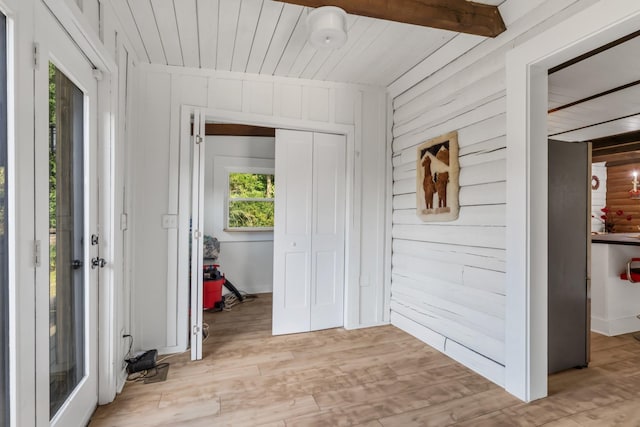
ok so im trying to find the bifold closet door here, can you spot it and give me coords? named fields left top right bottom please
left=310, top=133, right=346, bottom=331
left=273, top=130, right=313, bottom=335
left=272, top=130, right=346, bottom=335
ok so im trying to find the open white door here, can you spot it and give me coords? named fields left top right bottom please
left=34, top=3, right=100, bottom=425
left=272, top=130, right=346, bottom=335
left=190, top=110, right=205, bottom=360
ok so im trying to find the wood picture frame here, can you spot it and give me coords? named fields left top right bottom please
left=416, top=131, right=460, bottom=222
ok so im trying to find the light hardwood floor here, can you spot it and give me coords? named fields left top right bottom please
left=90, top=294, right=640, bottom=426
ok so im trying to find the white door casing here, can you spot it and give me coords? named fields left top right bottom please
left=190, top=110, right=205, bottom=361
left=505, top=0, right=640, bottom=402
left=272, top=129, right=346, bottom=335
left=34, top=2, right=99, bottom=426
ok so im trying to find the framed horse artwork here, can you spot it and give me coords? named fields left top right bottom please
left=416, top=131, right=460, bottom=222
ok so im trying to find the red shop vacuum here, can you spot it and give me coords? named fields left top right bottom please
left=203, top=264, right=244, bottom=310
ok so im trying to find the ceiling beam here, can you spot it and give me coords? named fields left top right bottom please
left=590, top=130, right=640, bottom=163
left=603, top=156, right=640, bottom=168
left=205, top=123, right=276, bottom=137
left=191, top=123, right=276, bottom=137
left=592, top=142, right=640, bottom=158
left=277, top=0, right=506, bottom=37
left=590, top=129, right=640, bottom=150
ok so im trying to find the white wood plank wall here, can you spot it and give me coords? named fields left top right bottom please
left=591, top=162, right=606, bottom=232
left=388, top=0, right=598, bottom=386
left=131, top=65, right=389, bottom=354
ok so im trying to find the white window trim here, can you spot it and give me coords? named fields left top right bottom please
left=212, top=156, right=274, bottom=242
left=225, top=169, right=275, bottom=232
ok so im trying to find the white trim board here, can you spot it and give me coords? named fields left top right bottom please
left=505, top=0, right=640, bottom=402
left=177, top=104, right=362, bottom=351
left=391, top=311, right=505, bottom=387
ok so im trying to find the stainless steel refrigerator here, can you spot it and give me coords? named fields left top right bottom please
left=548, top=139, right=591, bottom=374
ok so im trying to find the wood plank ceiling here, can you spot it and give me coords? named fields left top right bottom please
left=108, top=0, right=505, bottom=87
left=548, top=32, right=640, bottom=150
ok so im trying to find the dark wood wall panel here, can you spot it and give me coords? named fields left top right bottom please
left=606, top=163, right=640, bottom=232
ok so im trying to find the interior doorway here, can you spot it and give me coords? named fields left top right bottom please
left=545, top=28, right=640, bottom=378
left=201, top=123, right=277, bottom=350
left=187, top=114, right=352, bottom=361
left=505, top=2, right=640, bottom=401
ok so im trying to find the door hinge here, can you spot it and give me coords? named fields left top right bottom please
left=195, top=134, right=203, bottom=144
left=33, top=43, right=40, bottom=70
left=193, top=230, right=202, bottom=240
left=34, top=240, right=41, bottom=267
left=92, top=68, right=103, bottom=81
left=192, top=325, right=200, bottom=335
left=91, top=234, right=99, bottom=246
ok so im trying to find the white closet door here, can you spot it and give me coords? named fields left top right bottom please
left=272, top=130, right=313, bottom=335
left=310, top=133, right=346, bottom=330
left=272, top=130, right=346, bottom=335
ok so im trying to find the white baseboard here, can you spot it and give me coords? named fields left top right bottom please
left=391, top=311, right=505, bottom=387
left=590, top=316, right=609, bottom=336
left=222, top=284, right=272, bottom=295
left=591, top=315, right=640, bottom=336
left=116, top=367, right=127, bottom=394
left=343, top=320, right=390, bottom=330
left=158, top=345, right=188, bottom=356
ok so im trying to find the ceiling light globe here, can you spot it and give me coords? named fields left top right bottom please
left=307, top=6, right=348, bottom=49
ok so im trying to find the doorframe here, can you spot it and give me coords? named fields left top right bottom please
left=505, top=0, right=640, bottom=402
left=40, top=0, right=119, bottom=405
left=0, top=2, right=16, bottom=426
left=178, top=106, right=357, bottom=358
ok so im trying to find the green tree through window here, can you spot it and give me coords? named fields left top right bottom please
left=227, top=172, right=275, bottom=229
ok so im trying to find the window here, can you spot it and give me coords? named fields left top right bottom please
left=226, top=172, right=275, bottom=230
left=0, top=10, right=8, bottom=427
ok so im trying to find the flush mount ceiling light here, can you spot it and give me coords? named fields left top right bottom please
left=306, top=6, right=347, bottom=49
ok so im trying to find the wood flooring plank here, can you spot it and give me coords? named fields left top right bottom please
left=354, top=421, right=384, bottom=427
left=542, top=418, right=590, bottom=427
left=498, top=399, right=575, bottom=426
left=560, top=397, right=640, bottom=426
left=195, top=395, right=319, bottom=427
left=285, top=403, right=389, bottom=427
left=378, top=388, right=520, bottom=427
left=90, top=294, right=640, bottom=427
left=452, top=410, right=526, bottom=427
left=90, top=396, right=222, bottom=427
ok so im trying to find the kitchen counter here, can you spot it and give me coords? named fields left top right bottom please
left=592, top=232, right=640, bottom=246
left=591, top=238, right=640, bottom=336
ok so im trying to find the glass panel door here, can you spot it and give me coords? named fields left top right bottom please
left=35, top=3, right=99, bottom=425
left=48, top=63, right=86, bottom=418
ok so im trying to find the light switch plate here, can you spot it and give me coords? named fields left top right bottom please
left=161, top=214, right=178, bottom=229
